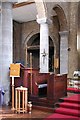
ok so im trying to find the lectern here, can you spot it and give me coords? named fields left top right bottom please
left=10, top=63, right=20, bottom=110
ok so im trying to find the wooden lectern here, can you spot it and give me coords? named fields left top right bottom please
left=10, top=63, right=20, bottom=111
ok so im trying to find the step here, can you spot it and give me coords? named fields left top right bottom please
left=54, top=107, right=80, bottom=117
left=67, top=88, right=80, bottom=93
left=61, top=94, right=80, bottom=104
left=47, top=113, right=79, bottom=119
left=59, top=102, right=80, bottom=110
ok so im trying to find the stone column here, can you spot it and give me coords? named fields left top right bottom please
left=0, top=1, right=17, bottom=105
left=37, top=18, right=49, bottom=73
left=59, top=31, right=69, bottom=74
left=68, top=3, right=78, bottom=77
left=0, top=2, right=2, bottom=88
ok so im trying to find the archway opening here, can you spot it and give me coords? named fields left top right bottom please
left=27, top=33, right=54, bottom=72
left=52, top=5, right=68, bottom=74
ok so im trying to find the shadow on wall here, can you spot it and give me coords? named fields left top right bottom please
left=15, top=61, right=25, bottom=65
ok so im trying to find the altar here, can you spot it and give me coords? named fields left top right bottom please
left=67, top=77, right=80, bottom=89
left=67, top=71, right=80, bottom=89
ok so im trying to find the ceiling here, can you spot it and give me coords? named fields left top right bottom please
left=12, top=2, right=37, bottom=23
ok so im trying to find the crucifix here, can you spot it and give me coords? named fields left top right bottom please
left=41, top=49, right=48, bottom=64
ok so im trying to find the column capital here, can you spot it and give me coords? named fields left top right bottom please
left=59, top=31, right=69, bottom=36
left=37, top=17, right=52, bottom=24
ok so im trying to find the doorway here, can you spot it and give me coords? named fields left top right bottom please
left=27, top=33, right=54, bottom=72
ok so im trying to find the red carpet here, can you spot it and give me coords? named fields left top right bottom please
left=67, top=87, right=80, bottom=93
left=54, top=107, right=80, bottom=117
left=59, top=102, right=80, bottom=110
left=45, top=113, right=79, bottom=119
left=61, top=93, right=80, bottom=104
left=44, top=94, right=80, bottom=120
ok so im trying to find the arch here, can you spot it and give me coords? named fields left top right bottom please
left=23, top=32, right=56, bottom=72
left=34, top=0, right=48, bottom=18
left=53, top=4, right=67, bottom=31
left=50, top=4, right=68, bottom=74
left=23, top=30, right=39, bottom=47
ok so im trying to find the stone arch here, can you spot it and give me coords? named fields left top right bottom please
left=52, top=4, right=68, bottom=74
left=23, top=30, right=39, bottom=66
left=23, top=30, right=39, bottom=47
left=24, top=32, right=56, bottom=72
left=34, top=0, right=48, bottom=19
left=53, top=4, right=68, bottom=31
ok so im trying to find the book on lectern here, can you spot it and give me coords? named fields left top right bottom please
left=10, top=63, right=20, bottom=77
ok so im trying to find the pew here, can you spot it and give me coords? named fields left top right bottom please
left=47, top=74, right=67, bottom=102
left=25, top=72, right=67, bottom=106
left=12, top=67, right=67, bottom=107
left=31, top=73, right=50, bottom=96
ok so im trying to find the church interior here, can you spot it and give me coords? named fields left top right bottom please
left=0, top=0, right=80, bottom=119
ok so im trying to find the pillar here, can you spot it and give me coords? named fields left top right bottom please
left=77, top=2, right=80, bottom=69
left=37, top=18, right=49, bottom=73
left=0, top=1, right=17, bottom=105
left=68, top=3, right=78, bottom=77
left=59, top=31, right=69, bottom=74
left=0, top=2, right=2, bottom=89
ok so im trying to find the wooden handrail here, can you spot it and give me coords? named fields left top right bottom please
left=13, top=1, right=35, bottom=9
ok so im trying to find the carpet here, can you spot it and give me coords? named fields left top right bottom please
left=44, top=94, right=80, bottom=120
left=45, top=113, right=79, bottom=120
left=67, top=87, right=80, bottom=93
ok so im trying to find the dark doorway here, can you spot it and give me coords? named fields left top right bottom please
left=27, top=33, right=54, bottom=72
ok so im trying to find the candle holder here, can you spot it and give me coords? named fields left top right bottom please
left=28, top=101, right=32, bottom=114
